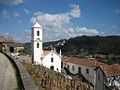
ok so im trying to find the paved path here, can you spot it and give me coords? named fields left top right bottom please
left=0, top=53, right=17, bottom=90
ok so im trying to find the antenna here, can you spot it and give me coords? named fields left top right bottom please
left=117, top=24, right=120, bottom=35
left=112, top=24, right=120, bottom=36
left=112, top=12, right=120, bottom=36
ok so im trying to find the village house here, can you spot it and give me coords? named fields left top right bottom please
left=62, top=56, right=106, bottom=87
left=0, top=35, right=24, bottom=53
left=31, top=22, right=61, bottom=72
left=62, top=56, right=120, bottom=90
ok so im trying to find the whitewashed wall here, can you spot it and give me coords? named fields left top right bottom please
left=95, top=68, right=105, bottom=90
left=63, top=62, right=96, bottom=85
left=42, top=51, right=61, bottom=72
left=32, top=24, right=42, bottom=64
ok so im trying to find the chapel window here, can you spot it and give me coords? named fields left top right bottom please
left=37, top=31, right=39, bottom=36
left=37, top=43, right=39, bottom=48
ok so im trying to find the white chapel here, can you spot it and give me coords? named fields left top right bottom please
left=31, top=22, right=61, bottom=72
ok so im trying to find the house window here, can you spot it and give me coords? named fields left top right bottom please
left=72, top=65, right=75, bottom=71
left=37, top=31, right=39, bottom=36
left=78, top=67, right=81, bottom=74
left=86, top=68, right=89, bottom=74
left=37, top=43, right=39, bottom=48
left=51, top=57, right=53, bottom=62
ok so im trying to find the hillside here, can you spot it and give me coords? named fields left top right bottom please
left=24, top=35, right=120, bottom=64
left=41, top=36, right=120, bottom=55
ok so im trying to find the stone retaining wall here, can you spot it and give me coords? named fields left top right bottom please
left=2, top=52, right=38, bottom=90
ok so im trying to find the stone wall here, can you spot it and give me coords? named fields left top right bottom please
left=22, top=62, right=94, bottom=90
left=2, top=51, right=38, bottom=90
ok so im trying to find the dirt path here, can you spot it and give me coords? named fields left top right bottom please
left=0, top=53, right=18, bottom=90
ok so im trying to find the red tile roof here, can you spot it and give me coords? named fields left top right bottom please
left=42, top=50, right=51, bottom=56
left=62, top=56, right=106, bottom=67
left=0, top=40, right=15, bottom=43
left=62, top=56, right=120, bottom=77
left=0, top=35, right=15, bottom=43
left=103, top=64, right=120, bottom=77
left=5, top=43, right=23, bottom=47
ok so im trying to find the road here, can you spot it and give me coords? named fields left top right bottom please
left=0, top=53, right=17, bottom=90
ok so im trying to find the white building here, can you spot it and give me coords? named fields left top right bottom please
left=31, top=22, right=43, bottom=64
left=62, top=56, right=108, bottom=90
left=31, top=22, right=61, bottom=72
left=42, top=50, right=61, bottom=72
left=62, top=56, right=120, bottom=90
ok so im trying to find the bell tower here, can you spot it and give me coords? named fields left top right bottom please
left=31, top=22, right=42, bottom=64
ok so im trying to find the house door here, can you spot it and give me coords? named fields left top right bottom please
left=78, top=67, right=81, bottom=74
left=10, top=47, right=14, bottom=53
left=50, top=66, right=54, bottom=70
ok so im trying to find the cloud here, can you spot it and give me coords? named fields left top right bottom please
left=0, top=9, right=9, bottom=18
left=113, top=9, right=120, bottom=15
left=0, top=9, right=21, bottom=18
left=69, top=4, right=81, bottom=18
left=31, top=4, right=80, bottom=24
left=25, top=29, right=31, bottom=34
left=24, top=9, right=30, bottom=14
left=31, top=4, right=100, bottom=41
left=0, top=32, right=9, bottom=36
left=24, top=29, right=31, bottom=40
left=0, top=0, right=26, bottom=5
left=75, top=27, right=99, bottom=36
left=13, top=12, right=20, bottom=16
left=17, top=20, right=22, bottom=24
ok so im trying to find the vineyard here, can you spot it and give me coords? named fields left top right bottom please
left=21, top=61, right=94, bottom=90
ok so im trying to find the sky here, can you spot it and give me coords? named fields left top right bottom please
left=0, top=0, right=120, bottom=43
